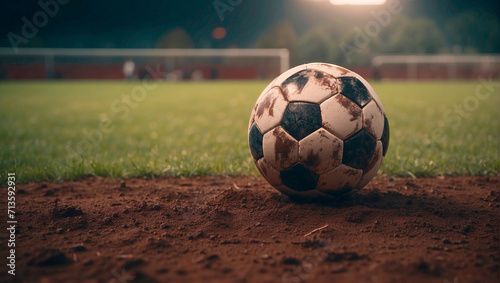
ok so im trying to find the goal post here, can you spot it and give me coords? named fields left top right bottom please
left=372, top=54, right=500, bottom=80
left=0, top=48, right=290, bottom=80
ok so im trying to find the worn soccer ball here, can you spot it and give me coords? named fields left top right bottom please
left=248, top=63, right=389, bottom=199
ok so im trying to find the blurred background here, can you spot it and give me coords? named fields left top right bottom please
left=0, top=0, right=499, bottom=80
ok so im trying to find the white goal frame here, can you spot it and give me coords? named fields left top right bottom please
left=0, top=48, right=290, bottom=79
left=372, top=54, right=500, bottom=80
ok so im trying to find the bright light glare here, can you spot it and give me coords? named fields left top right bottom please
left=329, top=0, right=386, bottom=5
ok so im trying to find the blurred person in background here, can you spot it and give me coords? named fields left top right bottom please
left=123, top=58, right=135, bottom=81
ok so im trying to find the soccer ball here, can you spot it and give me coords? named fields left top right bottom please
left=248, top=63, right=389, bottom=199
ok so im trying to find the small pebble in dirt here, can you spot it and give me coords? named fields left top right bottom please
left=56, top=228, right=64, bottom=234
left=160, top=223, right=170, bottom=229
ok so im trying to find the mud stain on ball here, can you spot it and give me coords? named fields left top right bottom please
left=303, top=149, right=320, bottom=168
left=336, top=95, right=362, bottom=122
left=256, top=92, right=277, bottom=118
left=281, top=70, right=312, bottom=100
left=320, top=75, right=337, bottom=94
left=273, top=130, right=297, bottom=169
left=331, top=142, right=343, bottom=164
left=364, top=113, right=374, bottom=134
left=345, top=166, right=361, bottom=176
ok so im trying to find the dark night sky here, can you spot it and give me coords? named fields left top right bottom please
left=0, top=0, right=498, bottom=48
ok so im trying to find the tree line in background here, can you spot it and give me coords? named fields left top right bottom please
left=158, top=11, right=499, bottom=66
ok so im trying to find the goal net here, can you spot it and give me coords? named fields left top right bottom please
left=372, top=55, right=500, bottom=80
left=0, top=48, right=289, bottom=81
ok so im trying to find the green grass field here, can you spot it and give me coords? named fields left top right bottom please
left=0, top=80, right=498, bottom=184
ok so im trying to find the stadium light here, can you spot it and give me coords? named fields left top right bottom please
left=329, top=0, right=386, bottom=5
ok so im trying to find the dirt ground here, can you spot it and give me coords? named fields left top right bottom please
left=1, top=175, right=498, bottom=283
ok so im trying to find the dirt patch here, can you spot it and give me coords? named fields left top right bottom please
left=1, top=176, right=498, bottom=283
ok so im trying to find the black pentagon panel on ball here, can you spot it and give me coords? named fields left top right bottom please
left=381, top=116, right=390, bottom=157
left=280, top=70, right=313, bottom=94
left=342, top=129, right=376, bottom=170
left=280, top=163, right=319, bottom=192
left=249, top=123, right=264, bottom=160
left=281, top=102, right=322, bottom=141
left=338, top=77, right=371, bottom=108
